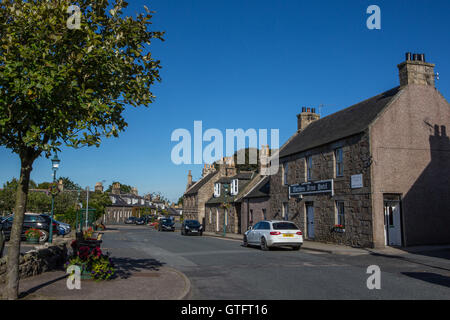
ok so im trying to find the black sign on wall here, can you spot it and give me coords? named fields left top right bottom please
left=289, top=179, right=334, bottom=197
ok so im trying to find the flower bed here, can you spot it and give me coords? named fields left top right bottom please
left=66, top=244, right=115, bottom=281
left=332, top=225, right=345, bottom=233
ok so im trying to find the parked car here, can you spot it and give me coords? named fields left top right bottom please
left=158, top=218, right=175, bottom=232
left=55, top=220, right=71, bottom=235
left=125, top=217, right=137, bottom=224
left=243, top=220, right=303, bottom=251
left=0, top=213, right=59, bottom=242
left=135, top=217, right=146, bottom=225
left=181, top=220, right=203, bottom=236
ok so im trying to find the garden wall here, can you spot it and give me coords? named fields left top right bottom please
left=0, top=241, right=69, bottom=284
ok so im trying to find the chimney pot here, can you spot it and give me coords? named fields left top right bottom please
left=405, top=52, right=412, bottom=61
left=307, top=107, right=311, bottom=112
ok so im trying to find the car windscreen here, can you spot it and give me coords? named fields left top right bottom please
left=162, top=219, right=173, bottom=224
left=185, top=220, right=200, bottom=226
left=272, top=222, right=299, bottom=230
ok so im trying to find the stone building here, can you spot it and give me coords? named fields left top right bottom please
left=102, top=182, right=156, bottom=224
left=205, top=170, right=255, bottom=234
left=183, top=164, right=220, bottom=224
left=269, top=53, right=450, bottom=248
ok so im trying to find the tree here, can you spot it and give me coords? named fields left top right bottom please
left=0, top=0, right=163, bottom=299
left=59, top=177, right=81, bottom=191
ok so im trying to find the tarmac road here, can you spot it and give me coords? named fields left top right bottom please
left=102, top=225, right=450, bottom=299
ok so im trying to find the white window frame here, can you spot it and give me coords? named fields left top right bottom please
left=214, top=183, right=221, bottom=197
left=231, top=179, right=238, bottom=195
left=336, top=201, right=345, bottom=226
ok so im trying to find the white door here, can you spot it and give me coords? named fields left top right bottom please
left=384, top=201, right=402, bottom=246
left=306, top=204, right=315, bottom=239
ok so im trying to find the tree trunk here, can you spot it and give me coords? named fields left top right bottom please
left=4, top=153, right=35, bottom=300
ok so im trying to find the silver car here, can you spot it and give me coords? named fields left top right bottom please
left=243, top=220, right=303, bottom=251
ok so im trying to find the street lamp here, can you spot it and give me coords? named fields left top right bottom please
left=48, top=153, right=60, bottom=243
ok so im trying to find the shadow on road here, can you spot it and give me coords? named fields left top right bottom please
left=111, top=257, right=165, bottom=279
left=18, top=272, right=68, bottom=299
left=402, top=272, right=450, bottom=288
left=367, top=252, right=450, bottom=273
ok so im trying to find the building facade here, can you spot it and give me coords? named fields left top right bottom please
left=269, top=53, right=450, bottom=248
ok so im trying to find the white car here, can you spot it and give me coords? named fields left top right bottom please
left=243, top=220, right=303, bottom=251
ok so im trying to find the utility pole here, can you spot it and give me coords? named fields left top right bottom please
left=85, top=186, right=89, bottom=229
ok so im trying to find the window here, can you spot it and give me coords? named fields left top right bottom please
left=253, top=222, right=261, bottom=230
left=283, top=203, right=289, bottom=221
left=260, top=222, right=270, bottom=230
left=214, top=183, right=221, bottom=197
left=283, top=163, right=289, bottom=185
left=336, top=201, right=345, bottom=226
left=249, top=209, right=253, bottom=224
left=306, top=156, right=313, bottom=181
left=335, top=148, right=344, bottom=177
left=262, top=208, right=267, bottom=220
left=231, top=179, right=238, bottom=195
left=273, top=222, right=299, bottom=230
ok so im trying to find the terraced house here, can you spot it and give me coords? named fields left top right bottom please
left=269, top=53, right=450, bottom=248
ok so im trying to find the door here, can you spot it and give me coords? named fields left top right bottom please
left=384, top=200, right=402, bottom=246
left=248, top=222, right=261, bottom=244
left=306, top=203, right=315, bottom=239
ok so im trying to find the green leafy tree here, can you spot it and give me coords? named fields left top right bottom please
left=59, top=177, right=81, bottom=191
left=0, top=0, right=163, bottom=299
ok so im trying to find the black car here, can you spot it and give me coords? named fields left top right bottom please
left=135, top=217, right=145, bottom=225
left=0, top=213, right=58, bottom=242
left=158, top=218, right=175, bottom=232
left=181, top=220, right=203, bottom=236
left=125, top=217, right=137, bottom=224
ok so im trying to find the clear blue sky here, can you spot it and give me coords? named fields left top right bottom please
left=0, top=0, right=449, bottom=202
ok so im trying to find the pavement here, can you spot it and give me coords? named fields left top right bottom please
left=203, top=231, right=450, bottom=257
left=2, top=226, right=191, bottom=300
left=7, top=225, right=450, bottom=300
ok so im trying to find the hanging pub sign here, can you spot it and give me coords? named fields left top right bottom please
left=289, top=179, right=334, bottom=197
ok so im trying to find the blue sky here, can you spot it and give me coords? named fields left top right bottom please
left=1, top=0, right=449, bottom=202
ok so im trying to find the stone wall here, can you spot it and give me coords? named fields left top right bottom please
left=269, top=132, right=375, bottom=248
left=240, top=197, right=270, bottom=234
left=0, top=242, right=69, bottom=285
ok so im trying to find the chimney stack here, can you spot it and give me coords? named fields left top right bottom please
left=95, top=182, right=103, bottom=192
left=398, top=52, right=435, bottom=87
left=297, top=106, right=320, bottom=132
left=112, top=182, right=121, bottom=195
left=186, top=170, right=193, bottom=190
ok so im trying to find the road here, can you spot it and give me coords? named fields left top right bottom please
left=102, top=225, right=450, bottom=299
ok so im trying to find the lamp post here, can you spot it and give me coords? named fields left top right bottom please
left=48, top=153, right=60, bottom=243
left=223, top=183, right=229, bottom=237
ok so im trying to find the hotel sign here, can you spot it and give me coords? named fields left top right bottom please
left=289, top=179, right=334, bottom=197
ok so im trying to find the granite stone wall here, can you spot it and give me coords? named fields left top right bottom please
left=0, top=242, right=68, bottom=285
left=269, top=132, right=375, bottom=248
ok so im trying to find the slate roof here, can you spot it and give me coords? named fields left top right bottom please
left=279, top=87, right=402, bottom=159
left=184, top=171, right=218, bottom=196
left=242, top=176, right=270, bottom=199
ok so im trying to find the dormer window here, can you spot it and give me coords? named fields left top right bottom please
left=214, top=183, right=221, bottom=197
left=231, top=179, right=238, bottom=195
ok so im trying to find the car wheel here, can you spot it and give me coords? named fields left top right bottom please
left=39, top=230, right=49, bottom=243
left=260, top=237, right=269, bottom=251
left=243, top=236, right=248, bottom=247
left=292, top=245, right=301, bottom=251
